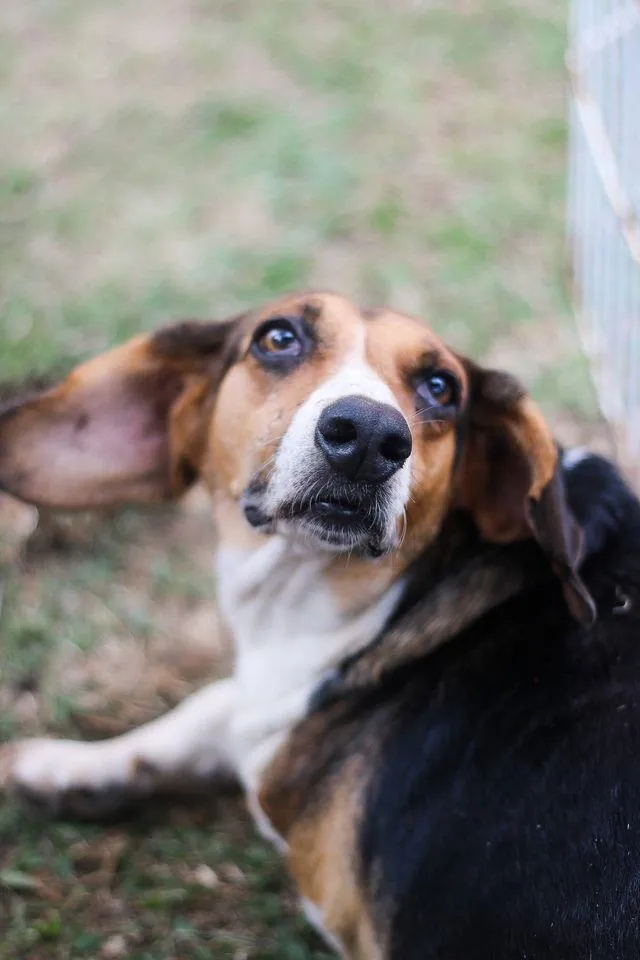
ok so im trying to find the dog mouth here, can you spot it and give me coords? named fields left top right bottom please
left=280, top=489, right=388, bottom=554
left=288, top=495, right=367, bottom=525
left=242, top=478, right=394, bottom=555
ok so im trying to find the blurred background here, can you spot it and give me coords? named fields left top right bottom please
left=0, top=1, right=619, bottom=957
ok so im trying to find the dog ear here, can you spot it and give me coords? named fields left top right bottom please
left=0, top=316, right=243, bottom=509
left=456, top=361, right=596, bottom=626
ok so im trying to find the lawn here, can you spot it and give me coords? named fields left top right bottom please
left=0, top=1, right=610, bottom=957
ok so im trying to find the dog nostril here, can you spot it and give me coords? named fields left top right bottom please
left=379, top=431, right=412, bottom=464
left=316, top=397, right=411, bottom=483
left=320, top=416, right=358, bottom=446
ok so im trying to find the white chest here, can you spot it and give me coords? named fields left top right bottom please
left=215, top=538, right=402, bottom=789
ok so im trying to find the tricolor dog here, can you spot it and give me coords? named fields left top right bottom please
left=1, top=293, right=640, bottom=958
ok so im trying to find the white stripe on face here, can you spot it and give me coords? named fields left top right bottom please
left=262, top=328, right=412, bottom=551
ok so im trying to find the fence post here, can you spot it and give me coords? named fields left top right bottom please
left=567, top=0, right=640, bottom=482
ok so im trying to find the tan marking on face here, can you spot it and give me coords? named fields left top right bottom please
left=206, top=294, right=363, bottom=504
left=362, top=310, right=467, bottom=560
left=202, top=295, right=472, bottom=612
left=0, top=291, right=560, bottom=595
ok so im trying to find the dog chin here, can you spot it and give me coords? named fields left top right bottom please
left=278, top=517, right=374, bottom=554
left=274, top=507, right=400, bottom=558
left=241, top=485, right=400, bottom=557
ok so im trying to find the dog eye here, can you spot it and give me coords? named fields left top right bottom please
left=253, top=320, right=304, bottom=360
left=415, top=371, right=457, bottom=409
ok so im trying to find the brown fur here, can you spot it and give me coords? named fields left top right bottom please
left=0, top=291, right=585, bottom=674
left=454, top=364, right=558, bottom=543
left=0, top=291, right=596, bottom=959
left=325, top=553, right=404, bottom=617
left=289, top=766, right=383, bottom=960
left=259, top=700, right=391, bottom=955
left=0, top=292, right=559, bottom=588
left=206, top=296, right=344, bottom=500
left=0, top=334, right=224, bottom=508
left=318, top=533, right=545, bottom=700
left=363, top=311, right=466, bottom=561
left=0, top=291, right=581, bottom=690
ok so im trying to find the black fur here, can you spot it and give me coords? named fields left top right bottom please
left=359, top=455, right=640, bottom=958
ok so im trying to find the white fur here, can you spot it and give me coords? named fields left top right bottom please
left=7, top=679, right=236, bottom=796
left=3, top=334, right=408, bottom=812
left=4, top=538, right=402, bottom=854
left=563, top=447, right=590, bottom=470
left=217, top=536, right=403, bottom=844
left=0, top=333, right=411, bottom=959
left=302, top=897, right=347, bottom=956
left=264, top=331, right=412, bottom=551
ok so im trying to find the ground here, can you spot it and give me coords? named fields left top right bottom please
left=0, top=1, right=613, bottom=957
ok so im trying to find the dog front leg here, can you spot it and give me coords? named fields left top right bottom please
left=0, top=679, right=237, bottom=818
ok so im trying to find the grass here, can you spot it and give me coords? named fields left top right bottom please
left=0, top=0, right=610, bottom=956
left=0, top=794, right=330, bottom=959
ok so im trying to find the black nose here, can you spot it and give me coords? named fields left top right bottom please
left=315, top=396, right=412, bottom=483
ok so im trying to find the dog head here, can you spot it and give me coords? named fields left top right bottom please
left=0, top=292, right=594, bottom=621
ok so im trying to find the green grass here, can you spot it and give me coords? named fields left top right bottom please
left=0, top=796, right=330, bottom=960
left=0, top=0, right=608, bottom=956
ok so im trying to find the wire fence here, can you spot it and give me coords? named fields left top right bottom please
left=567, top=0, right=640, bottom=480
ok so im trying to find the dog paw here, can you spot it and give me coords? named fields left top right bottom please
left=0, top=738, right=147, bottom=820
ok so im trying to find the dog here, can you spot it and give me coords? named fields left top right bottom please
left=1, top=292, right=639, bottom=958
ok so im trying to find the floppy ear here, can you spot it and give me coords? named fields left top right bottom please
left=456, top=361, right=596, bottom=627
left=0, top=317, right=241, bottom=509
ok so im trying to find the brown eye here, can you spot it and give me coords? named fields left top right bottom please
left=251, top=315, right=314, bottom=370
left=258, top=326, right=300, bottom=354
left=415, top=371, right=457, bottom=409
left=253, top=321, right=303, bottom=359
